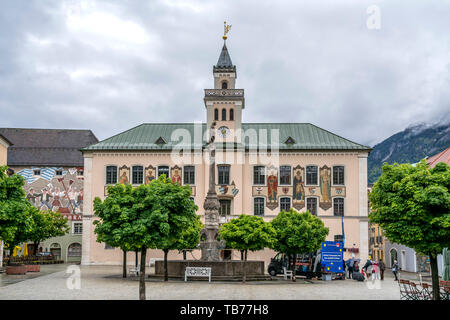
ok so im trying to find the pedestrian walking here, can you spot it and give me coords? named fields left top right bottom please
left=392, top=260, right=399, bottom=281
left=363, top=259, right=372, bottom=279
left=379, top=259, right=385, bottom=280
left=347, top=258, right=353, bottom=279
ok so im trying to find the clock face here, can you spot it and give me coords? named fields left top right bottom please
left=218, top=126, right=230, bottom=138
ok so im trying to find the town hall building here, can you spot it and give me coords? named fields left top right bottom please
left=81, top=38, right=372, bottom=267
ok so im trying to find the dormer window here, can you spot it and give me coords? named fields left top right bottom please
left=221, top=81, right=228, bottom=89
left=155, top=137, right=167, bottom=145
left=285, top=137, right=295, bottom=145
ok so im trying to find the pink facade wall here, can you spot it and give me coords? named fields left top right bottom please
left=82, top=150, right=369, bottom=267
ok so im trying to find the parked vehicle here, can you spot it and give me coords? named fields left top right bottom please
left=38, top=252, right=53, bottom=257
left=268, top=252, right=322, bottom=279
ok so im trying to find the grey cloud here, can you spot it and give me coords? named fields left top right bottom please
left=1, top=0, right=449, bottom=146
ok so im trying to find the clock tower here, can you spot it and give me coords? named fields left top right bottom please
left=204, top=36, right=245, bottom=143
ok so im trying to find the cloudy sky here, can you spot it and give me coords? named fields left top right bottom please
left=1, top=0, right=449, bottom=146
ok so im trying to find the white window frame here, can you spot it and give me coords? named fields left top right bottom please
left=217, top=164, right=230, bottom=185
left=131, top=164, right=144, bottom=185
left=279, top=197, right=292, bottom=212
left=279, top=165, right=292, bottom=186
left=72, top=222, right=83, bottom=235
left=105, top=165, right=118, bottom=185
left=306, top=196, right=319, bottom=216
left=305, top=165, right=319, bottom=186
left=157, top=165, right=170, bottom=179
left=182, top=165, right=196, bottom=186
left=332, top=165, right=346, bottom=186
left=253, top=197, right=265, bottom=216
left=332, top=197, right=345, bottom=217
left=253, top=165, right=266, bottom=186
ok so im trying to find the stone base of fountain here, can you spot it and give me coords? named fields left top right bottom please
left=152, top=260, right=271, bottom=281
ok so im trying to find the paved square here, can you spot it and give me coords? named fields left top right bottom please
left=0, top=264, right=406, bottom=300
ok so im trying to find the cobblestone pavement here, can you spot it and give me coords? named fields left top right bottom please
left=0, top=265, right=406, bottom=300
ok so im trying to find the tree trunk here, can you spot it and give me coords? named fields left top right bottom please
left=139, top=246, right=147, bottom=300
left=183, top=250, right=187, bottom=260
left=135, top=250, right=138, bottom=267
left=122, top=249, right=127, bottom=278
left=242, top=249, right=247, bottom=284
left=429, top=252, right=440, bottom=300
left=241, top=250, right=244, bottom=261
left=292, top=254, right=297, bottom=282
left=164, top=249, right=169, bottom=282
left=33, top=241, right=39, bottom=256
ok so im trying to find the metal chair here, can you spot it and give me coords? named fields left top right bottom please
left=439, top=280, right=450, bottom=300
left=420, top=282, right=433, bottom=300
left=398, top=279, right=415, bottom=300
left=409, top=281, right=425, bottom=300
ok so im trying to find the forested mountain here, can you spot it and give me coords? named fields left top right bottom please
left=368, top=122, right=450, bottom=183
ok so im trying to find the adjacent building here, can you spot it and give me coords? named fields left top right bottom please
left=0, top=128, right=98, bottom=263
left=81, top=40, right=372, bottom=267
left=0, top=134, right=12, bottom=268
left=384, top=146, right=449, bottom=275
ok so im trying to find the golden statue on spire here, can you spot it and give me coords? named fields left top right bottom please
left=223, top=21, right=231, bottom=40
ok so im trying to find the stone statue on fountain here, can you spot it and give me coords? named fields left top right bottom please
left=200, top=121, right=225, bottom=261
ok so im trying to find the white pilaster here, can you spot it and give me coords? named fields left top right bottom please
left=81, top=154, right=93, bottom=265
left=358, top=152, right=369, bottom=261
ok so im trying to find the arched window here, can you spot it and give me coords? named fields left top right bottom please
left=214, top=108, right=219, bottom=120
left=390, top=248, right=398, bottom=267
left=229, top=108, right=234, bottom=121
left=68, top=243, right=82, bottom=257
left=222, top=108, right=226, bottom=121
left=221, top=81, right=228, bottom=89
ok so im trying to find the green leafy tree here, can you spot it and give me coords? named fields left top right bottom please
left=271, top=208, right=329, bottom=281
left=93, top=175, right=198, bottom=299
left=142, top=175, right=198, bottom=282
left=176, top=214, right=203, bottom=260
left=94, top=183, right=140, bottom=278
left=27, top=208, right=70, bottom=255
left=369, top=161, right=450, bottom=300
left=219, top=214, right=276, bottom=283
left=0, top=166, right=34, bottom=265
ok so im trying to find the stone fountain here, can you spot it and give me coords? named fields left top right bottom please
left=153, top=122, right=268, bottom=280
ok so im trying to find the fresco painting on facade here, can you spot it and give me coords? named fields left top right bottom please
left=293, top=165, right=305, bottom=210
left=267, top=165, right=278, bottom=210
left=118, top=165, right=130, bottom=184
left=18, top=167, right=84, bottom=220
left=171, top=165, right=182, bottom=184
left=145, top=165, right=156, bottom=184
left=319, top=165, right=332, bottom=210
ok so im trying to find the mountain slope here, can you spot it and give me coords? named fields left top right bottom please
left=368, top=122, right=450, bottom=183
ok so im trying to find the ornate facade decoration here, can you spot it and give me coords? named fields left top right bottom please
left=170, top=165, right=182, bottom=184
left=118, top=165, right=130, bottom=185
left=319, top=165, right=332, bottom=210
left=292, top=165, right=305, bottom=210
left=266, top=165, right=278, bottom=210
left=145, top=165, right=156, bottom=184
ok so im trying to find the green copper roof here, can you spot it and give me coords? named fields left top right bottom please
left=82, top=123, right=371, bottom=152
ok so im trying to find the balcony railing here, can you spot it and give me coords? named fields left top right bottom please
left=204, top=89, right=244, bottom=98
